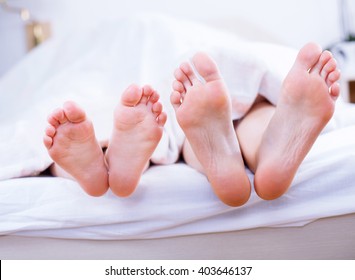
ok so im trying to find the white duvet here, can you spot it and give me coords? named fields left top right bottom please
left=0, top=14, right=355, bottom=240
left=0, top=14, right=301, bottom=179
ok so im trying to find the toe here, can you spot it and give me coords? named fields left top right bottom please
left=152, top=101, right=163, bottom=117
left=44, top=124, right=56, bottom=149
left=157, top=111, right=167, bottom=127
left=43, top=134, right=53, bottom=149
left=141, top=85, right=154, bottom=104
left=63, top=101, right=86, bottom=123
left=310, top=50, right=332, bottom=75
left=180, top=62, right=199, bottom=84
left=48, top=108, right=66, bottom=127
left=172, top=80, right=185, bottom=93
left=295, top=42, right=322, bottom=71
left=191, top=52, right=221, bottom=82
left=321, top=58, right=337, bottom=79
left=327, top=69, right=341, bottom=86
left=121, top=84, right=142, bottom=107
left=174, top=67, right=191, bottom=90
left=45, top=124, right=56, bottom=137
left=149, top=90, right=160, bottom=104
left=330, top=82, right=340, bottom=99
left=171, top=90, right=182, bottom=110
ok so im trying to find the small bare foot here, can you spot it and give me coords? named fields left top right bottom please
left=43, top=101, right=109, bottom=196
left=105, top=84, right=167, bottom=197
left=254, top=42, right=341, bottom=200
left=171, top=53, right=251, bottom=207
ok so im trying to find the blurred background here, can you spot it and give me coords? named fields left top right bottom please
left=0, top=0, right=354, bottom=82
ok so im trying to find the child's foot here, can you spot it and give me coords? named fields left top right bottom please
left=171, top=53, right=251, bottom=207
left=254, top=42, right=340, bottom=200
left=105, top=84, right=167, bottom=197
left=43, top=101, right=109, bottom=196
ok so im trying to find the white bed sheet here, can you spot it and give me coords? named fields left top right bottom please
left=1, top=14, right=355, bottom=240
left=1, top=123, right=355, bottom=240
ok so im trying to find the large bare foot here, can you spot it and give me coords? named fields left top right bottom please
left=171, top=53, right=251, bottom=207
left=254, top=42, right=341, bottom=200
left=43, top=101, right=109, bottom=196
left=105, top=84, right=167, bottom=197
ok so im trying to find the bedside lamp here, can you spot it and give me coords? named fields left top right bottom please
left=0, top=0, right=51, bottom=50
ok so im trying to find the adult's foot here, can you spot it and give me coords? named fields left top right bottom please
left=254, top=42, right=340, bottom=200
left=171, top=53, right=251, bottom=207
left=105, top=84, right=167, bottom=197
left=43, top=101, right=109, bottom=196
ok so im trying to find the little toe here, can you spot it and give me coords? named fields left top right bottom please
left=121, top=84, right=142, bottom=107
left=44, top=124, right=56, bottom=147
left=330, top=82, right=340, bottom=99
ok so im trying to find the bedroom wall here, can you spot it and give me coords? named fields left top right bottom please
left=0, top=0, right=347, bottom=77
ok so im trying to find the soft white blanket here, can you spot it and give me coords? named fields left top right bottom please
left=1, top=124, right=355, bottom=239
left=0, top=14, right=353, bottom=180
left=1, top=15, right=355, bottom=240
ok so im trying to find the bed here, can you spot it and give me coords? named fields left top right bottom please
left=1, top=14, right=355, bottom=260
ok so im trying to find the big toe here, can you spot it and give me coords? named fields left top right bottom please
left=121, top=84, right=143, bottom=107
left=191, top=52, right=221, bottom=82
left=294, top=42, right=322, bottom=70
left=63, top=101, right=87, bottom=123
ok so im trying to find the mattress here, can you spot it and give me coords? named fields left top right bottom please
left=1, top=213, right=355, bottom=260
